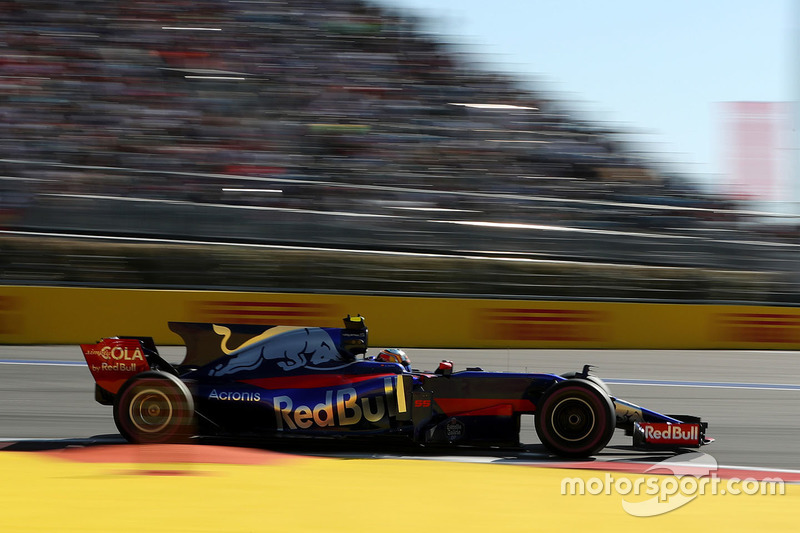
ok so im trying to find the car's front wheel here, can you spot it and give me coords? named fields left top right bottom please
left=113, top=371, right=195, bottom=444
left=534, top=378, right=616, bottom=458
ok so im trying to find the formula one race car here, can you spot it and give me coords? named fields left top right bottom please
left=80, top=316, right=711, bottom=458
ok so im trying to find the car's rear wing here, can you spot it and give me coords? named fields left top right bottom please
left=80, top=336, right=178, bottom=403
left=80, top=337, right=152, bottom=400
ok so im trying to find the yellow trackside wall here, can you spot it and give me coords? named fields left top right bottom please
left=1, top=285, right=800, bottom=349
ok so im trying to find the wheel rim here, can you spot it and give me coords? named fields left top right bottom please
left=128, top=388, right=173, bottom=434
left=549, top=396, right=596, bottom=442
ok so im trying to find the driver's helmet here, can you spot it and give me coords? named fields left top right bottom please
left=375, top=348, right=411, bottom=371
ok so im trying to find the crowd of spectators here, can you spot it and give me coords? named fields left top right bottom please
left=0, top=0, right=739, bottom=234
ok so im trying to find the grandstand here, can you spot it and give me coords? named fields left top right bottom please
left=1, top=0, right=798, bottom=303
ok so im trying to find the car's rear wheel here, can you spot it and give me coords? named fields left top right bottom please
left=534, top=378, right=615, bottom=458
left=113, top=371, right=195, bottom=444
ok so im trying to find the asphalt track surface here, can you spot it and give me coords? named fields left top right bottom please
left=1, top=345, right=799, bottom=469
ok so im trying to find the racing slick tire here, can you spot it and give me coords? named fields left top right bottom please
left=559, top=372, right=612, bottom=396
left=113, top=371, right=196, bottom=444
left=534, top=378, right=616, bottom=458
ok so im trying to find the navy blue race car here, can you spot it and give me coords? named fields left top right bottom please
left=80, top=315, right=711, bottom=458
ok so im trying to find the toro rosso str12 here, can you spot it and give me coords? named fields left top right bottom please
left=80, top=316, right=712, bottom=458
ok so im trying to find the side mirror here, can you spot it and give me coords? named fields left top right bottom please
left=434, top=360, right=453, bottom=376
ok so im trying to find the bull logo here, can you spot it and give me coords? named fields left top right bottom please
left=209, top=327, right=344, bottom=376
left=213, top=324, right=296, bottom=355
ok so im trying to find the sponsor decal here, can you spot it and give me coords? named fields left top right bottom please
left=84, top=341, right=145, bottom=373
left=476, top=307, right=608, bottom=342
left=212, top=324, right=299, bottom=356
left=93, top=362, right=138, bottom=373
left=81, top=338, right=148, bottom=392
left=614, top=398, right=644, bottom=425
left=209, top=389, right=261, bottom=402
left=273, top=377, right=396, bottom=430
left=714, top=312, right=800, bottom=344
left=640, top=423, right=699, bottom=445
left=208, top=327, right=344, bottom=376
left=445, top=418, right=465, bottom=441
left=191, top=300, right=341, bottom=326
left=100, top=345, right=144, bottom=362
